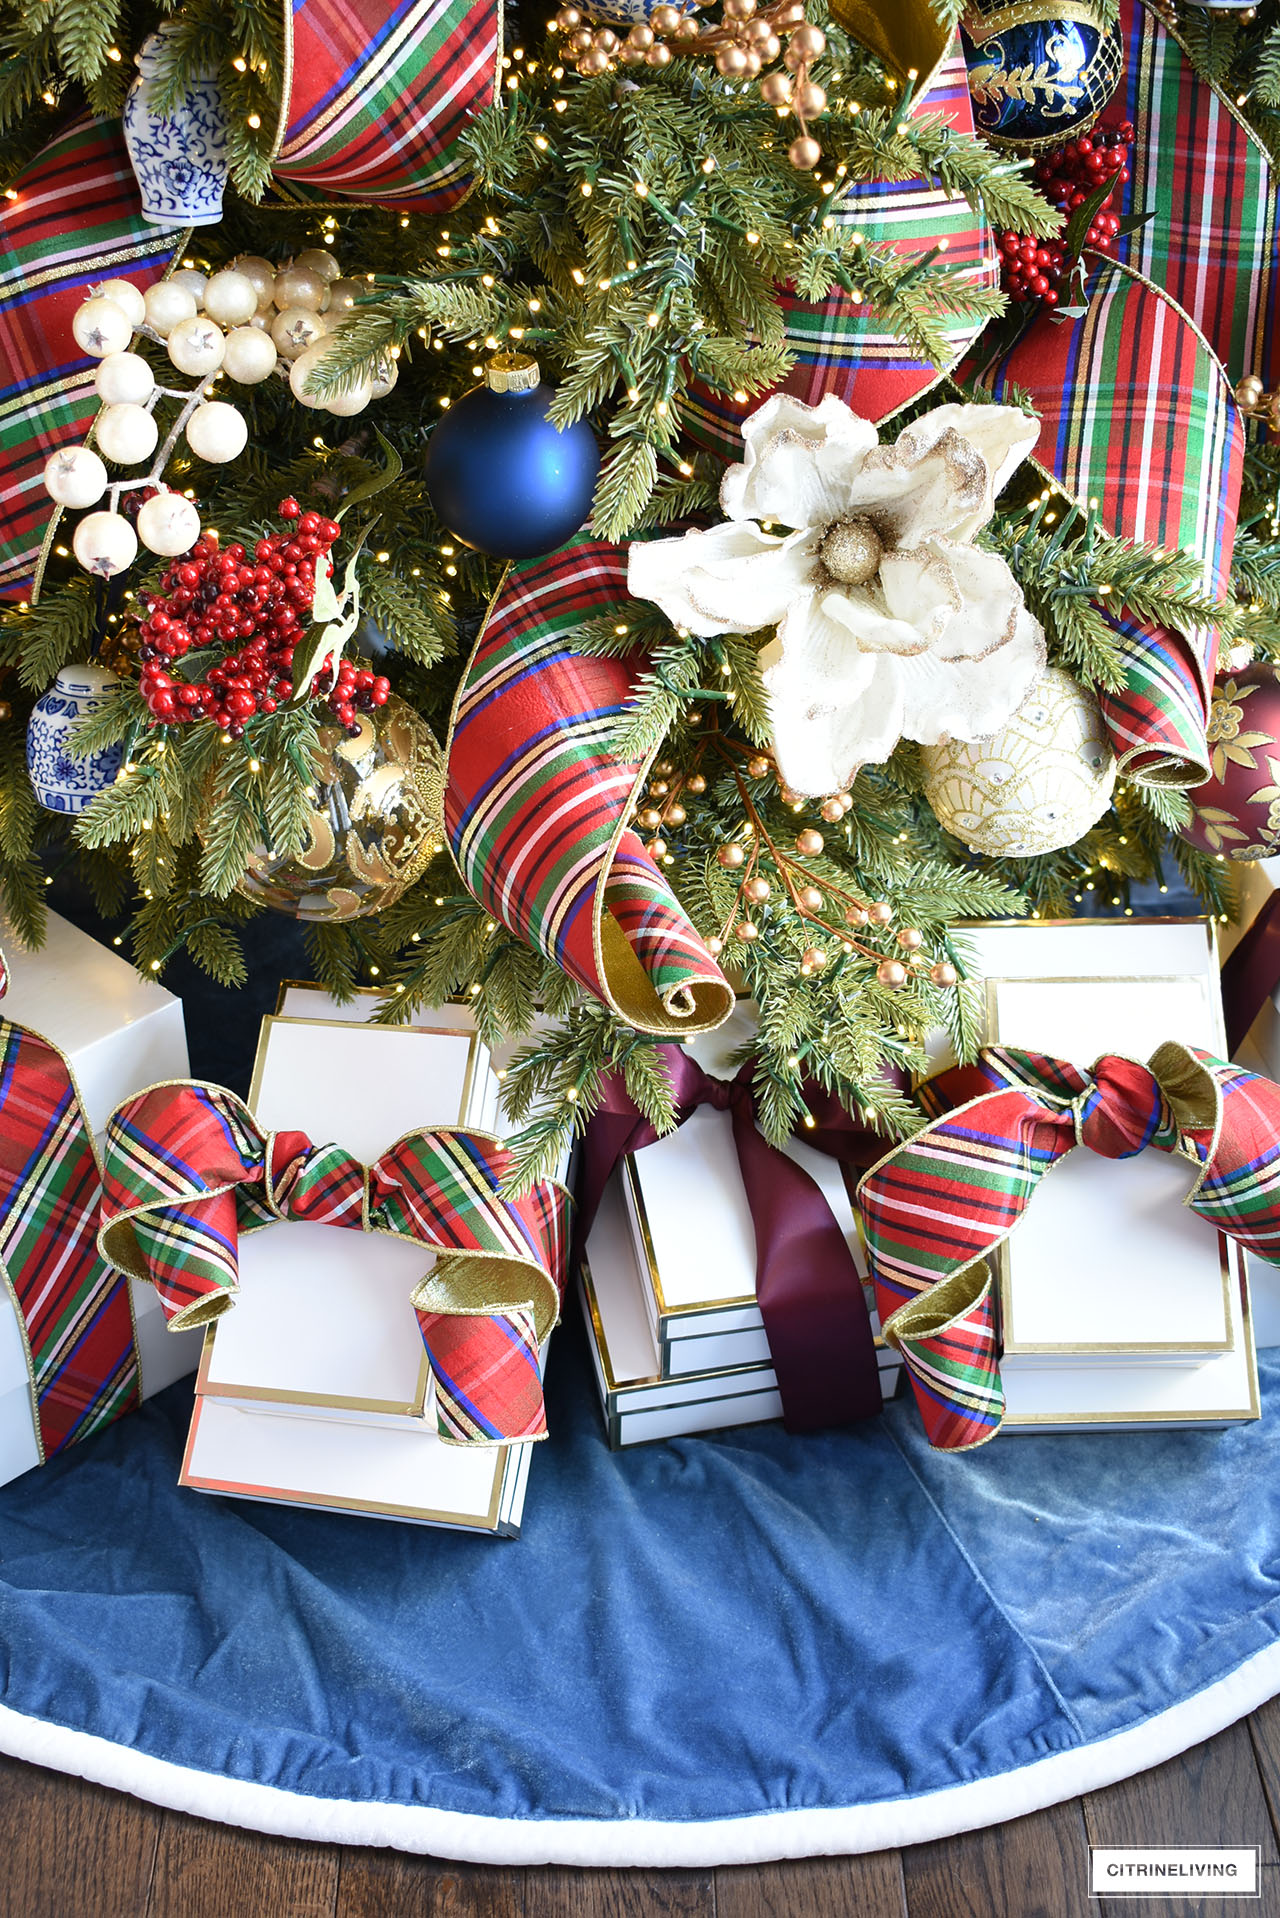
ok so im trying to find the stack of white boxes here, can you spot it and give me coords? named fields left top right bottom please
left=0, top=911, right=202, bottom=1490
left=182, top=984, right=550, bottom=1535
left=582, top=918, right=1262, bottom=1445
left=939, top=918, right=1258, bottom=1433
left=580, top=1006, right=902, bottom=1448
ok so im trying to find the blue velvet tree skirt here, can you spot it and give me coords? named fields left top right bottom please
left=2, top=1313, right=1280, bottom=1866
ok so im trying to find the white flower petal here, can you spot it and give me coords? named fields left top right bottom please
left=876, top=545, right=962, bottom=649
left=628, top=521, right=818, bottom=638
left=769, top=651, right=908, bottom=795
left=818, top=583, right=933, bottom=657
left=837, top=425, right=989, bottom=547
left=880, top=539, right=1026, bottom=662
left=720, top=393, right=880, bottom=530
left=895, top=604, right=1046, bottom=746
left=761, top=589, right=881, bottom=795
left=915, top=403, right=1040, bottom=516
left=835, top=403, right=1038, bottom=547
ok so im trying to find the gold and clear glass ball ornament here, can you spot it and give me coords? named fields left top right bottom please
left=235, top=696, right=445, bottom=920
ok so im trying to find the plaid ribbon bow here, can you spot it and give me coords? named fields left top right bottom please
left=99, top=1082, right=571, bottom=1445
left=858, top=1044, right=1280, bottom=1452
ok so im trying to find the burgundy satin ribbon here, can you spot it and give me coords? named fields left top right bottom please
left=578, top=1049, right=883, bottom=1432
left=1222, top=890, right=1280, bottom=1053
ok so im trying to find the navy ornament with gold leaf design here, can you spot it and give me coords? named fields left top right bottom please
left=961, top=0, right=1123, bottom=151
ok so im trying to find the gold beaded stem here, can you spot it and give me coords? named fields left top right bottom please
left=1234, top=373, right=1280, bottom=434
left=727, top=767, right=926, bottom=978
left=551, top=0, right=830, bottom=167
left=630, top=728, right=952, bottom=986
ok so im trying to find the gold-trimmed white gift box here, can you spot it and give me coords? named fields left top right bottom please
left=0, top=911, right=202, bottom=1488
left=581, top=1002, right=901, bottom=1448
left=180, top=984, right=539, bottom=1536
left=945, top=919, right=1258, bottom=1433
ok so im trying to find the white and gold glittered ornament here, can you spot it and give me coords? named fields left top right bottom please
left=921, top=668, right=1116, bottom=857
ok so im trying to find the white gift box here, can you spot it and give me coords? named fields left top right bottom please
left=946, top=919, right=1257, bottom=1432
left=626, top=1002, right=894, bottom=1380
left=0, top=911, right=200, bottom=1488
left=181, top=985, right=541, bottom=1535
left=621, top=1112, right=895, bottom=1380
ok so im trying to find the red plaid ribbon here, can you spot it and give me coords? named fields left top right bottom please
left=858, top=1044, right=1280, bottom=1451
left=1115, top=0, right=1279, bottom=390
left=970, top=258, right=1244, bottom=788
left=272, top=0, right=499, bottom=215
left=100, top=1082, right=571, bottom=1445
left=445, top=539, right=734, bottom=1037
left=0, top=945, right=141, bottom=1466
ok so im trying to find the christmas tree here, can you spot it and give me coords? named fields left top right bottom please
left=1, top=0, right=1278, bottom=1185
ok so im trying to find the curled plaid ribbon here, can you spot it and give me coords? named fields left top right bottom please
left=99, top=1081, right=571, bottom=1446
left=445, top=538, right=734, bottom=1038
left=858, top=1044, right=1280, bottom=1452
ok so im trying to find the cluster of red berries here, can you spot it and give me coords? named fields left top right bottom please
left=998, top=123, right=1135, bottom=309
left=135, top=498, right=391, bottom=737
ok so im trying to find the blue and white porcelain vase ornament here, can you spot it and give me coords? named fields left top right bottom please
left=122, top=27, right=230, bottom=228
left=26, top=665, right=125, bottom=815
left=961, top=0, right=1123, bottom=151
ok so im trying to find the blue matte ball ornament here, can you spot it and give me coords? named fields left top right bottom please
left=424, top=354, right=600, bottom=562
left=961, top=0, right=1123, bottom=152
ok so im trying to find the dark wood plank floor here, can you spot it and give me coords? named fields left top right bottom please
left=6, top=1708, right=1280, bottom=1918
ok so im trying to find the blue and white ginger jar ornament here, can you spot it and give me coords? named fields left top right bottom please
left=27, top=664, right=125, bottom=815
left=961, top=0, right=1123, bottom=151
left=123, top=27, right=230, bottom=228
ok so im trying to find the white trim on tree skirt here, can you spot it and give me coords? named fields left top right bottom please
left=2, top=1646, right=1278, bottom=1866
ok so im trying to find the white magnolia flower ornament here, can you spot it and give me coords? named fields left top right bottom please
left=627, top=395, right=1047, bottom=796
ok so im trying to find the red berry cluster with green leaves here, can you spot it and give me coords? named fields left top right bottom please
left=136, top=498, right=390, bottom=738
left=999, top=122, right=1134, bottom=309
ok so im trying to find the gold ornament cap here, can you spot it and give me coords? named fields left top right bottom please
left=485, top=351, right=541, bottom=394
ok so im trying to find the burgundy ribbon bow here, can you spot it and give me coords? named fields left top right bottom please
left=1222, top=889, right=1280, bottom=1055
left=578, top=1047, right=883, bottom=1431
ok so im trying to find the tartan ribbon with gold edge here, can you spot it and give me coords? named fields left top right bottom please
left=0, top=946, right=144, bottom=1465
left=683, top=35, right=1000, bottom=460
left=857, top=1044, right=1280, bottom=1452
left=99, top=1082, right=571, bottom=1445
left=270, top=0, right=500, bottom=216
left=444, top=537, right=735, bottom=1039
left=963, top=0, right=1271, bottom=791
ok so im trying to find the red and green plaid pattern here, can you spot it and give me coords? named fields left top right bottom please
left=101, top=1082, right=570, bottom=1446
left=273, top=0, right=499, bottom=215
left=0, top=116, right=185, bottom=601
left=973, top=259, right=1243, bottom=788
left=858, top=1044, right=1280, bottom=1451
left=0, top=1020, right=139, bottom=1462
left=444, top=538, right=733, bottom=1037
left=682, top=42, right=999, bottom=459
left=1116, top=0, right=1278, bottom=389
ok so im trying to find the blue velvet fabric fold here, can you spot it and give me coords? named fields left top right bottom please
left=1, top=1312, right=1279, bottom=1824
